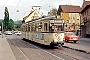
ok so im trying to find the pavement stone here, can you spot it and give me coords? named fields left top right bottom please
left=0, top=38, right=16, bottom=60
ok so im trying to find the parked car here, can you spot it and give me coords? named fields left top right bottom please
left=65, top=32, right=80, bottom=43
left=15, top=31, right=22, bottom=35
left=4, top=31, right=12, bottom=35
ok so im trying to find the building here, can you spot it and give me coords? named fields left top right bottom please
left=57, top=5, right=81, bottom=31
left=81, top=0, right=90, bottom=38
left=23, top=9, right=42, bottom=23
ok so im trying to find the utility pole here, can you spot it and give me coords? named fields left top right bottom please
left=2, top=22, right=3, bottom=38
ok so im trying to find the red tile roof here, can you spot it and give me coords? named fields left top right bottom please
left=59, top=5, right=81, bottom=13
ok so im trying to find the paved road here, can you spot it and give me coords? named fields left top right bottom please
left=0, top=34, right=90, bottom=60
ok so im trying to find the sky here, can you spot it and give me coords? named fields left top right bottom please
left=0, top=0, right=89, bottom=21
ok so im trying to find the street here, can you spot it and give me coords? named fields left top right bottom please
left=0, top=34, right=90, bottom=60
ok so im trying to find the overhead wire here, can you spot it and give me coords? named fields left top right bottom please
left=37, top=0, right=43, bottom=5
left=11, top=0, right=21, bottom=15
left=43, top=0, right=50, bottom=7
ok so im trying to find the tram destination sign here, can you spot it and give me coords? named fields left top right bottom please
left=54, top=19, right=63, bottom=23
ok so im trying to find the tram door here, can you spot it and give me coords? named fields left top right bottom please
left=28, top=24, right=30, bottom=40
left=26, top=25, right=28, bottom=39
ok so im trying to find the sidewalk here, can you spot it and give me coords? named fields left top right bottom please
left=0, top=38, right=16, bottom=60
left=63, top=38, right=90, bottom=54
left=79, top=38, right=90, bottom=41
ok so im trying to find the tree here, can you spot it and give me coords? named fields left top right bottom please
left=48, top=8, right=57, bottom=16
left=14, top=20, right=22, bottom=30
left=4, top=7, right=9, bottom=31
left=8, top=19, right=14, bottom=30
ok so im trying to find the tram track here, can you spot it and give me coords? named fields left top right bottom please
left=22, top=39, right=89, bottom=60
left=53, top=49, right=88, bottom=60
left=6, top=35, right=90, bottom=60
left=7, top=37, right=63, bottom=60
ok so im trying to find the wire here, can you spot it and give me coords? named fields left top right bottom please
left=37, top=0, right=43, bottom=5
left=11, top=0, right=21, bottom=14
left=37, top=0, right=50, bottom=8
left=43, top=0, right=50, bottom=7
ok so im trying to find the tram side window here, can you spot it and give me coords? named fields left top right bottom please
left=49, top=23, right=54, bottom=32
left=31, top=24, right=36, bottom=32
left=31, top=24, right=33, bottom=32
left=28, top=26, right=30, bottom=32
left=44, top=23, right=48, bottom=32
left=38, top=22, right=42, bottom=32
left=36, top=23, right=39, bottom=32
left=26, top=26, right=27, bottom=32
left=32, top=25, right=35, bottom=31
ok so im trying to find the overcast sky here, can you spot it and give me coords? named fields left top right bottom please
left=0, top=0, right=89, bottom=21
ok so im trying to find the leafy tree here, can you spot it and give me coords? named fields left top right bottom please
left=48, top=8, right=57, bottom=16
left=14, top=20, right=22, bottom=30
left=0, top=22, right=2, bottom=26
left=4, top=7, right=9, bottom=31
left=8, top=19, right=14, bottom=30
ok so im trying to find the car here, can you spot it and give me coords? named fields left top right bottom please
left=65, top=32, right=80, bottom=43
left=15, top=31, right=22, bottom=35
left=4, top=31, right=12, bottom=35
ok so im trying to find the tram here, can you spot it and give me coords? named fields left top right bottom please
left=21, top=16, right=65, bottom=46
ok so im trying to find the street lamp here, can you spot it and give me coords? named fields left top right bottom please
left=16, top=10, right=19, bottom=12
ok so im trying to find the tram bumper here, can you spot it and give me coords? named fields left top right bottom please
left=50, top=42, right=64, bottom=46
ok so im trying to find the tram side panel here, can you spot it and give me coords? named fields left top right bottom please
left=29, top=32, right=33, bottom=41
left=32, top=32, right=45, bottom=44
left=31, top=32, right=64, bottom=46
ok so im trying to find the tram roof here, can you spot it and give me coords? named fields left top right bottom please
left=27, top=16, right=57, bottom=23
